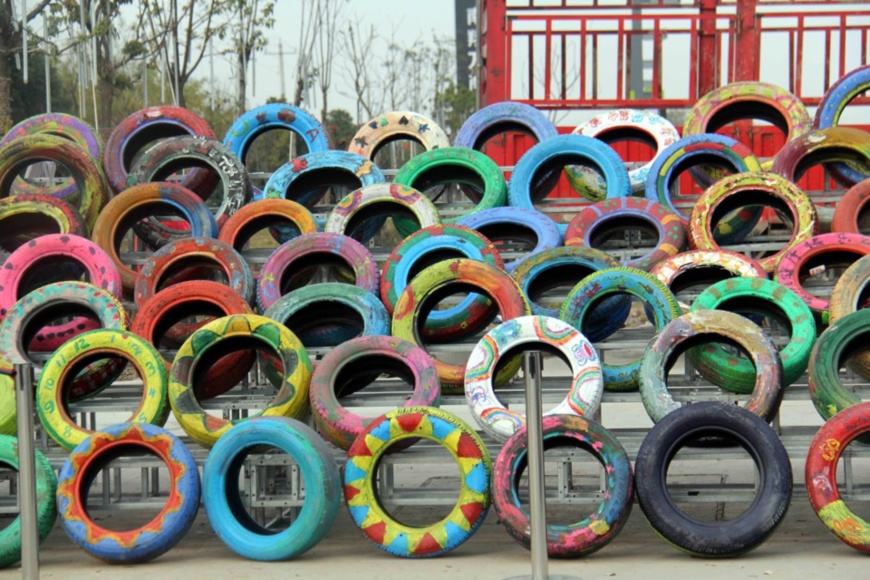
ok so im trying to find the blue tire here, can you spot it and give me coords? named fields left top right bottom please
left=511, top=246, right=631, bottom=342
left=224, top=103, right=333, bottom=199
left=259, top=150, right=386, bottom=242
left=560, top=267, right=681, bottom=391
left=644, top=133, right=763, bottom=245
left=456, top=207, right=562, bottom=273
left=814, top=65, right=870, bottom=185
left=508, top=134, right=631, bottom=211
left=56, top=423, right=200, bottom=563
left=203, top=417, right=341, bottom=561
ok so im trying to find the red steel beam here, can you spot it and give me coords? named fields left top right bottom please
left=735, top=0, right=759, bottom=82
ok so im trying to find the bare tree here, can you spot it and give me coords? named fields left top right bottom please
left=312, top=0, right=343, bottom=123
left=340, top=21, right=378, bottom=122
left=227, top=0, right=275, bottom=116
left=292, top=1, right=317, bottom=108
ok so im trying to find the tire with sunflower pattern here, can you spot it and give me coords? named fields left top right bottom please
left=57, top=422, right=200, bottom=563
left=169, top=314, right=311, bottom=448
left=344, top=407, right=491, bottom=558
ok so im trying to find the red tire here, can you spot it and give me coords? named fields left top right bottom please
left=256, top=232, right=379, bottom=312
left=131, top=281, right=256, bottom=400
left=806, top=401, right=870, bottom=552
left=103, top=105, right=215, bottom=194
left=775, top=233, right=870, bottom=319
left=564, top=197, right=686, bottom=271
left=831, top=179, right=870, bottom=234
left=771, top=127, right=870, bottom=189
left=134, top=237, right=254, bottom=323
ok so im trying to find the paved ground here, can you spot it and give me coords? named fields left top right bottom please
left=4, top=467, right=866, bottom=580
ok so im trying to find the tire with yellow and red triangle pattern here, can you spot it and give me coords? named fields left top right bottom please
left=344, top=406, right=492, bottom=558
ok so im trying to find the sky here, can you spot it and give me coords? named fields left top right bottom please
left=223, top=0, right=458, bottom=118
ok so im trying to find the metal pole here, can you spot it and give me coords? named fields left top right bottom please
left=14, top=363, right=39, bottom=579
left=21, top=0, right=28, bottom=84
left=524, top=351, right=548, bottom=580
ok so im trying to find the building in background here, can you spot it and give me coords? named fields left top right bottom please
left=455, top=0, right=478, bottom=90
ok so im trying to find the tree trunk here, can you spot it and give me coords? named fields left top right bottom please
left=237, top=48, right=246, bottom=116
left=321, top=88, right=327, bottom=126
left=0, top=1, right=16, bottom=134
left=96, top=34, right=113, bottom=141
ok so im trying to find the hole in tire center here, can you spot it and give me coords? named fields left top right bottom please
left=191, top=337, right=275, bottom=403
left=242, top=127, right=310, bottom=190
left=711, top=297, right=793, bottom=353
left=529, top=154, right=606, bottom=201
left=472, top=223, right=539, bottom=261
left=857, top=203, right=870, bottom=236
left=593, top=126, right=658, bottom=163
left=225, top=445, right=302, bottom=534
left=17, top=256, right=90, bottom=297
left=123, top=124, right=194, bottom=172
left=148, top=159, right=225, bottom=211
left=0, top=212, right=65, bottom=251
left=282, top=167, right=361, bottom=210
left=281, top=302, right=366, bottom=347
left=80, top=444, right=174, bottom=532
left=0, top=462, right=18, bottom=532
left=407, top=165, right=487, bottom=207
left=792, top=147, right=870, bottom=183
left=149, top=299, right=232, bottom=352
left=154, top=259, right=230, bottom=292
left=233, top=214, right=301, bottom=258
left=664, top=333, right=757, bottom=392
left=706, top=101, right=791, bottom=141
left=5, top=159, right=75, bottom=192
left=370, top=136, right=427, bottom=171
left=834, top=441, right=870, bottom=521
left=372, top=439, right=463, bottom=528
left=19, top=302, right=103, bottom=362
left=582, top=293, right=659, bottom=356
left=797, top=250, right=864, bottom=301
left=836, top=329, right=870, bottom=384
left=343, top=203, right=421, bottom=246
left=513, top=436, right=610, bottom=528
left=666, top=154, right=740, bottom=207
left=416, top=282, right=500, bottom=346
left=406, top=249, right=469, bottom=282
left=278, top=253, right=356, bottom=294
left=586, top=216, right=660, bottom=264
left=63, top=352, right=142, bottom=429
left=491, top=345, right=573, bottom=397
left=115, top=202, right=189, bottom=254
left=333, top=354, right=417, bottom=418
left=709, top=188, right=795, bottom=253
left=525, top=263, right=597, bottom=312
left=665, top=430, right=760, bottom=523
left=668, top=266, right=740, bottom=306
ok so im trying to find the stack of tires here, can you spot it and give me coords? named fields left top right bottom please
left=0, top=64, right=869, bottom=568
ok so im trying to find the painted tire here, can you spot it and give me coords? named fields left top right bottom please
left=771, top=127, right=870, bottom=189
left=454, top=101, right=560, bottom=197
left=644, top=133, right=763, bottom=244
left=560, top=267, right=681, bottom=391
left=635, top=402, right=792, bottom=557
left=563, top=197, right=686, bottom=271
left=1, top=113, right=101, bottom=200
left=169, top=314, right=311, bottom=449
left=689, top=172, right=819, bottom=273
left=0, top=435, right=56, bottom=568
left=103, top=105, right=215, bottom=194
left=688, top=278, right=816, bottom=393
left=510, top=245, right=631, bottom=342
left=0, top=193, right=89, bottom=259
left=325, top=183, right=441, bottom=243
left=683, top=81, right=812, bottom=180
left=566, top=109, right=680, bottom=197
left=309, top=335, right=440, bottom=450
left=203, top=417, right=339, bottom=560
left=775, top=233, right=870, bottom=320
left=344, top=407, right=491, bottom=558
left=640, top=310, right=784, bottom=424
left=807, top=309, right=870, bottom=423
left=224, top=103, right=332, bottom=198
left=392, top=259, right=531, bottom=392
left=218, top=198, right=317, bottom=256
left=392, top=146, right=508, bottom=235
left=465, top=315, right=603, bottom=442
left=0, top=134, right=108, bottom=228
left=831, top=179, right=870, bottom=234
left=455, top=207, right=563, bottom=273
left=829, top=256, right=870, bottom=380
left=508, top=134, right=630, bottom=208
left=37, top=329, right=169, bottom=450
left=0, top=233, right=122, bottom=347
left=126, top=136, right=250, bottom=223
left=806, top=401, right=870, bottom=552
left=131, top=280, right=256, bottom=400
left=0, top=281, right=128, bottom=403
left=92, top=182, right=219, bottom=292
left=57, top=422, right=199, bottom=563
left=134, top=237, right=254, bottom=309
left=256, top=232, right=378, bottom=312
left=0, top=367, right=15, bottom=436
left=493, top=414, right=633, bottom=558
left=650, top=249, right=767, bottom=304
left=380, top=224, right=504, bottom=340
left=262, top=283, right=390, bottom=348
left=815, top=65, right=870, bottom=186
left=348, top=111, right=450, bottom=160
